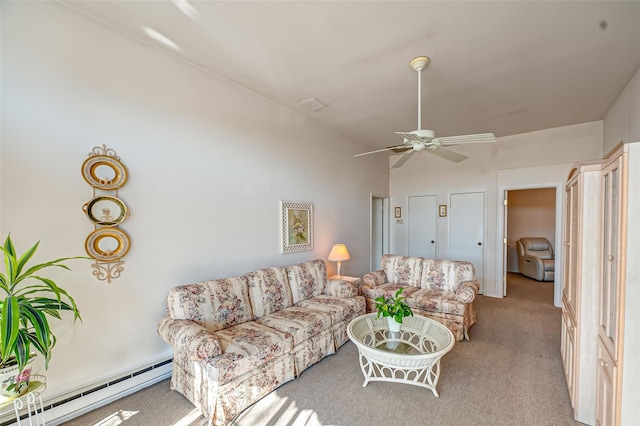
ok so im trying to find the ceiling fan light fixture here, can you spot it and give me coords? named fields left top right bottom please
left=412, top=142, right=426, bottom=152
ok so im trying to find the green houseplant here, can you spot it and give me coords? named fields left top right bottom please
left=0, top=235, right=82, bottom=396
left=375, top=287, right=413, bottom=331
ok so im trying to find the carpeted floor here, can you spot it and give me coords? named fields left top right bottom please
left=64, top=273, right=579, bottom=426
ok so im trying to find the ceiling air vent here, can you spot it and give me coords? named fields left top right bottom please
left=298, top=98, right=326, bottom=111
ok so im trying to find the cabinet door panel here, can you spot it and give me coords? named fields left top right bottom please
left=600, top=157, right=623, bottom=357
left=561, top=308, right=577, bottom=407
left=596, top=340, right=616, bottom=426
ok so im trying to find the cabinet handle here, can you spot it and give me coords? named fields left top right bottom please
left=600, top=360, right=609, bottom=368
left=608, top=255, right=615, bottom=262
left=431, top=240, right=435, bottom=244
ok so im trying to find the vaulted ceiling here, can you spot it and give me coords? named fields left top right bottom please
left=60, top=1, right=640, bottom=151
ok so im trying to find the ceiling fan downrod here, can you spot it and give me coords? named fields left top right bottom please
left=410, top=56, right=430, bottom=131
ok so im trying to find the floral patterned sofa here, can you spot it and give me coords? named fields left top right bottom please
left=362, top=254, right=479, bottom=341
left=157, top=259, right=364, bottom=425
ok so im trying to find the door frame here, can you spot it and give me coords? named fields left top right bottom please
left=370, top=194, right=389, bottom=272
left=497, top=183, right=564, bottom=307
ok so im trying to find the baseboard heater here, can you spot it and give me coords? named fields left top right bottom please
left=0, top=358, right=173, bottom=426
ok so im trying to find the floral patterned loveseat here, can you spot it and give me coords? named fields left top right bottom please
left=157, top=259, right=364, bottom=425
left=362, top=254, right=479, bottom=341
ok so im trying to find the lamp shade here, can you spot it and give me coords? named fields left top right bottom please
left=328, top=244, right=350, bottom=261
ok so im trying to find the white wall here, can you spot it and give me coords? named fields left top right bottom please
left=389, top=121, right=602, bottom=297
left=0, top=2, right=388, bottom=400
left=604, top=65, right=640, bottom=154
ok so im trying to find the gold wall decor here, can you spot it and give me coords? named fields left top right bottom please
left=82, top=144, right=130, bottom=283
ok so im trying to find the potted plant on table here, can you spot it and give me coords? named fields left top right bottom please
left=375, top=287, right=413, bottom=332
left=0, top=235, right=83, bottom=399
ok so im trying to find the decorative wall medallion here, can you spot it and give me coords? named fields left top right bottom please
left=82, top=144, right=130, bottom=283
left=81, top=154, right=128, bottom=190
left=85, top=227, right=131, bottom=262
left=83, top=195, right=129, bottom=226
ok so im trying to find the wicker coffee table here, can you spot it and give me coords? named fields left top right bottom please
left=347, top=313, right=455, bottom=397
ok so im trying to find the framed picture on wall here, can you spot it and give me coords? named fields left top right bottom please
left=281, top=201, right=314, bottom=253
left=439, top=205, right=447, bottom=217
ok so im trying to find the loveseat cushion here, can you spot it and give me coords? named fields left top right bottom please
left=406, top=289, right=467, bottom=316
left=287, top=260, right=328, bottom=304
left=244, top=267, right=293, bottom=319
left=296, top=295, right=365, bottom=324
left=211, top=321, right=293, bottom=385
left=256, top=306, right=332, bottom=345
left=381, top=254, right=423, bottom=287
left=420, top=259, right=475, bottom=292
left=166, top=277, right=253, bottom=333
left=361, top=283, right=420, bottom=302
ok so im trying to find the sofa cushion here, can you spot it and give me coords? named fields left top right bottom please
left=166, top=277, right=253, bottom=333
left=211, top=321, right=293, bottom=385
left=420, top=259, right=475, bottom=292
left=361, top=283, right=419, bottom=302
left=244, top=267, right=293, bottom=319
left=296, top=295, right=365, bottom=324
left=407, top=289, right=467, bottom=316
left=256, top=306, right=332, bottom=345
left=381, top=254, right=423, bottom=287
left=287, top=260, right=328, bottom=304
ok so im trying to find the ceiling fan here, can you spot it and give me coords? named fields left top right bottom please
left=354, top=56, right=496, bottom=168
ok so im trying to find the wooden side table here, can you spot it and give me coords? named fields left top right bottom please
left=329, top=275, right=362, bottom=295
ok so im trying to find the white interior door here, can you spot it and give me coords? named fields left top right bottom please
left=408, top=195, right=437, bottom=258
left=450, top=192, right=485, bottom=290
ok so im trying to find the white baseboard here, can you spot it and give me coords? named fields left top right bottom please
left=0, top=360, right=172, bottom=426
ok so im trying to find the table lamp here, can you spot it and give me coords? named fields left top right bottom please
left=328, top=243, right=350, bottom=277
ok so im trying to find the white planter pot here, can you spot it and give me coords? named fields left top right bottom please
left=0, top=359, right=34, bottom=400
left=386, top=316, right=402, bottom=332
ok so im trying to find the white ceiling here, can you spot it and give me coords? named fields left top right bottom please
left=59, top=1, right=640, bottom=151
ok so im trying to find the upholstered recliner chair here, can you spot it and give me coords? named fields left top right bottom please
left=516, top=238, right=554, bottom=282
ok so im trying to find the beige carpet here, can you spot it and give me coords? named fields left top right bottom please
left=64, top=273, right=580, bottom=426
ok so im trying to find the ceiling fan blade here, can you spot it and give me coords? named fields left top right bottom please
left=429, top=147, right=468, bottom=163
left=353, top=145, right=405, bottom=158
left=435, top=133, right=496, bottom=146
left=390, top=151, right=415, bottom=168
left=395, top=131, right=424, bottom=143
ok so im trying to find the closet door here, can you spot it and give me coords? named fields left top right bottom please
left=408, top=195, right=437, bottom=258
left=450, top=192, right=485, bottom=289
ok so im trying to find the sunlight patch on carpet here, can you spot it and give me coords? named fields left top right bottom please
left=93, top=410, right=139, bottom=426
left=171, top=408, right=203, bottom=426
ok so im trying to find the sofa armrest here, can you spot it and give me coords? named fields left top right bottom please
left=158, top=317, right=223, bottom=362
left=327, top=279, right=359, bottom=298
left=362, top=270, right=387, bottom=288
left=453, top=280, right=480, bottom=303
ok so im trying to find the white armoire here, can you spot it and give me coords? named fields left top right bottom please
left=595, top=142, right=640, bottom=426
left=563, top=142, right=640, bottom=426
left=562, top=161, right=602, bottom=425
